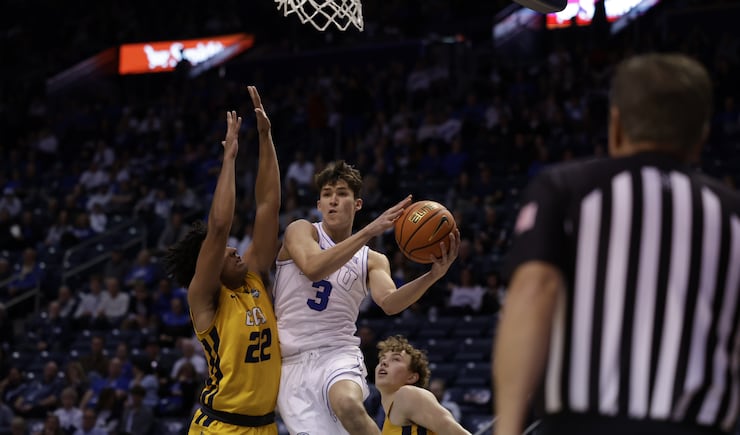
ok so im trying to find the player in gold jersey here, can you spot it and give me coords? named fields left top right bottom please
left=375, top=336, right=470, bottom=435
left=163, top=86, right=281, bottom=435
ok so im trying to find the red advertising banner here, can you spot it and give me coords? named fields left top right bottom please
left=118, top=33, right=254, bottom=75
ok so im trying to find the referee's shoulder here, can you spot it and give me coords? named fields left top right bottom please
left=536, top=155, right=613, bottom=188
left=693, top=171, right=740, bottom=209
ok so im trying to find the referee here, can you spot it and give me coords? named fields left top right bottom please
left=493, top=53, right=740, bottom=435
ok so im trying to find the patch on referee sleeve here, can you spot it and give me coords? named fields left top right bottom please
left=514, top=201, right=538, bottom=234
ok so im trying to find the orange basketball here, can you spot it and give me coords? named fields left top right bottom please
left=394, top=200, right=457, bottom=264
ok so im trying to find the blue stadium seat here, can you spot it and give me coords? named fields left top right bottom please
left=429, top=362, right=460, bottom=385
left=454, top=362, right=491, bottom=388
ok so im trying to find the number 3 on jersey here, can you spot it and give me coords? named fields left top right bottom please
left=307, top=279, right=333, bottom=311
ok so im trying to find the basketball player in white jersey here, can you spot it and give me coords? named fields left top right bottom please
left=273, top=160, right=460, bottom=435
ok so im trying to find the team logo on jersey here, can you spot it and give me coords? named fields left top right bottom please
left=247, top=288, right=260, bottom=298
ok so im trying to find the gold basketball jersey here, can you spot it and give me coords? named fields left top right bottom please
left=195, top=272, right=281, bottom=416
left=381, top=417, right=437, bottom=435
left=382, top=402, right=437, bottom=435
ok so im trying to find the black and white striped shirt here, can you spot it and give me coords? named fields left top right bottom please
left=504, top=152, right=740, bottom=433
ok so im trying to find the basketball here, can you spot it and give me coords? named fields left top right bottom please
left=394, top=200, right=457, bottom=264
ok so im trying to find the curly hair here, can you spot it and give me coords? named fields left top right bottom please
left=162, top=220, right=207, bottom=288
left=377, top=335, right=431, bottom=388
left=314, top=160, right=363, bottom=198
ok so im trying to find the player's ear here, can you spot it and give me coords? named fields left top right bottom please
left=407, top=372, right=419, bottom=385
left=355, top=198, right=363, bottom=211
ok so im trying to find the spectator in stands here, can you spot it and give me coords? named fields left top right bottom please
left=127, top=359, right=158, bottom=410
left=0, top=187, right=21, bottom=218
left=446, top=267, right=487, bottom=315
left=101, top=247, right=129, bottom=285
left=80, top=358, right=129, bottom=411
left=76, top=335, right=108, bottom=379
left=123, top=249, right=158, bottom=289
left=69, top=213, right=93, bottom=244
left=6, top=248, right=43, bottom=300
left=169, top=339, right=207, bottom=380
left=96, top=277, right=129, bottom=328
left=92, top=388, right=121, bottom=435
left=172, top=176, right=198, bottom=211
left=150, top=278, right=186, bottom=319
left=31, top=301, right=72, bottom=352
left=0, top=367, right=27, bottom=410
left=53, top=387, right=83, bottom=434
left=112, top=342, right=133, bottom=382
left=157, top=297, right=191, bottom=348
left=429, top=378, right=462, bottom=422
left=164, top=361, right=199, bottom=417
left=156, top=210, right=190, bottom=254
left=54, top=285, right=78, bottom=321
left=43, top=210, right=72, bottom=250
left=123, top=279, right=153, bottom=330
left=284, top=150, right=315, bottom=201
left=62, top=362, right=90, bottom=403
left=87, top=204, right=107, bottom=234
left=10, top=416, right=27, bottom=435
left=72, top=408, right=105, bottom=435
left=73, top=276, right=104, bottom=329
left=140, top=336, right=171, bottom=382
left=31, top=414, right=63, bottom=435
left=12, top=361, right=63, bottom=418
left=117, top=385, right=154, bottom=435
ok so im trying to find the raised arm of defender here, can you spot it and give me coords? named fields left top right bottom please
left=244, top=86, right=280, bottom=275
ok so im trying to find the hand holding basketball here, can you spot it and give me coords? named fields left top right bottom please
left=364, top=195, right=413, bottom=238
left=394, top=200, right=459, bottom=264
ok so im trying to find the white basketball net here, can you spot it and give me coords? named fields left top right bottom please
left=275, top=0, right=364, bottom=32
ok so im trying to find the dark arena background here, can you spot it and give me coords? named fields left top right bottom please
left=1, top=0, right=739, bottom=433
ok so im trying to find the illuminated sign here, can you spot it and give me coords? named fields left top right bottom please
left=546, top=0, right=660, bottom=29
left=546, top=0, right=596, bottom=29
left=118, top=33, right=254, bottom=75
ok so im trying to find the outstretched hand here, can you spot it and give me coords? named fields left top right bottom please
left=248, top=85, right=271, bottom=135
left=364, top=195, right=413, bottom=238
left=429, top=228, right=461, bottom=280
left=222, top=110, right=242, bottom=159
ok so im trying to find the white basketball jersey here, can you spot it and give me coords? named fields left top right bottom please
left=273, top=222, right=370, bottom=357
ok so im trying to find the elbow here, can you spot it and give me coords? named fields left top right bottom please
left=303, top=270, right=323, bottom=282
left=377, top=299, right=401, bottom=316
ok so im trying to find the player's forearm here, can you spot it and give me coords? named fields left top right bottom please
left=433, top=417, right=471, bottom=435
left=298, top=230, right=372, bottom=281
left=493, top=264, right=560, bottom=435
left=254, top=130, right=280, bottom=211
left=209, top=158, right=236, bottom=233
left=379, top=271, right=437, bottom=315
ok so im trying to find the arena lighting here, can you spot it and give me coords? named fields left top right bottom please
left=118, top=33, right=254, bottom=75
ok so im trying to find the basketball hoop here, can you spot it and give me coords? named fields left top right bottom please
left=275, top=0, right=364, bottom=32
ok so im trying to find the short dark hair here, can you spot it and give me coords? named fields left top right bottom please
left=377, top=335, right=431, bottom=388
left=314, top=160, right=363, bottom=198
left=610, top=53, right=712, bottom=155
left=162, top=220, right=207, bottom=288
